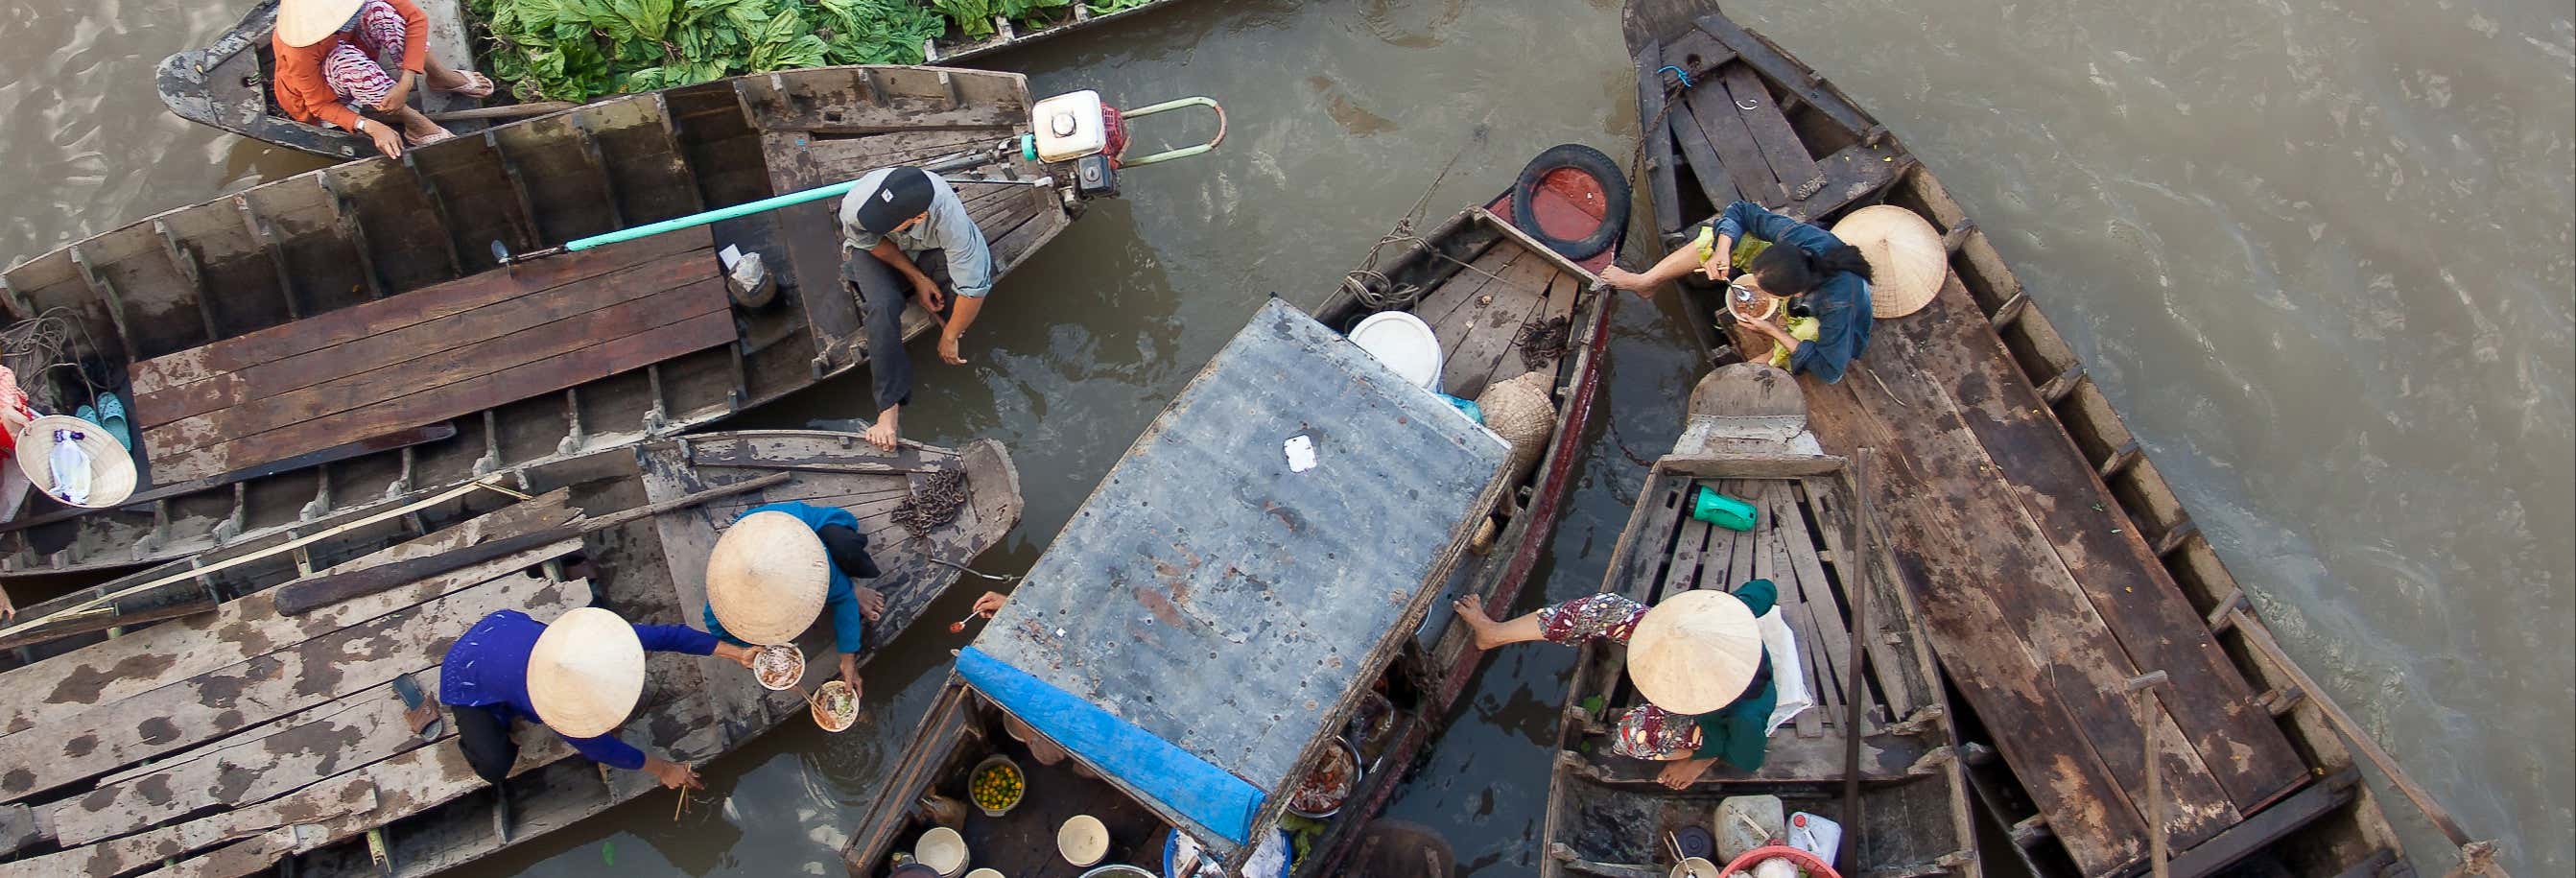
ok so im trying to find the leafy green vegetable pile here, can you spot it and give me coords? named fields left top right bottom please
left=471, top=0, right=1121, bottom=102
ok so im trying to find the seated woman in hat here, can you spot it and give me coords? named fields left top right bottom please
left=703, top=502, right=887, bottom=697
left=1602, top=200, right=1878, bottom=384
left=270, top=0, right=496, bottom=158
left=439, top=607, right=763, bottom=791
left=1454, top=581, right=1779, bottom=789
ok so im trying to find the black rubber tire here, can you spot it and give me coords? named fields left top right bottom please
left=1509, top=143, right=1630, bottom=260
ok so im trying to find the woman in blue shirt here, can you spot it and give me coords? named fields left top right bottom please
left=440, top=607, right=761, bottom=792
left=1604, top=201, right=1878, bottom=384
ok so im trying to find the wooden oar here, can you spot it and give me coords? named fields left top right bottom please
left=272, top=473, right=789, bottom=616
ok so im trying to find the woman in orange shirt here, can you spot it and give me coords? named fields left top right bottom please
left=271, top=0, right=495, bottom=158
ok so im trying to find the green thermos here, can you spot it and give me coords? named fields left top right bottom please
left=1690, top=486, right=1759, bottom=531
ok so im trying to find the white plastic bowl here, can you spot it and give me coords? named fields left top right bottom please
left=1347, top=311, right=1444, bottom=392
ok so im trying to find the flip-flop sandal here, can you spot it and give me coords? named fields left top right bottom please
left=392, top=672, right=444, bottom=743
left=447, top=71, right=496, bottom=98
left=94, top=393, right=130, bottom=449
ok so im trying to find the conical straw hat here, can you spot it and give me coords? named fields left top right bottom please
left=16, top=415, right=135, bottom=509
left=706, top=510, right=829, bottom=645
left=526, top=607, right=645, bottom=739
left=275, top=0, right=367, bottom=48
left=1831, top=204, right=1947, bottom=319
left=1627, top=589, right=1764, bottom=715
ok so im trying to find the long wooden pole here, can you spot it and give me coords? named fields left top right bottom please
left=2227, top=610, right=2505, bottom=876
left=1835, top=447, right=1879, bottom=867
left=0, top=476, right=519, bottom=640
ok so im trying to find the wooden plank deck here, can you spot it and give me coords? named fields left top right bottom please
left=1791, top=275, right=2313, bottom=875
left=128, top=228, right=727, bottom=483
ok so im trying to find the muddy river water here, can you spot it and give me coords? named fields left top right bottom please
left=1, top=0, right=2567, bottom=874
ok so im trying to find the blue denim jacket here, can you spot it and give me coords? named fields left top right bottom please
left=1712, top=201, right=1876, bottom=384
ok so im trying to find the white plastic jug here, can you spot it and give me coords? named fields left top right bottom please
left=1787, top=811, right=1843, bottom=867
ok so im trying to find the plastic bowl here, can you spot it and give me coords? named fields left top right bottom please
left=915, top=826, right=968, bottom=877
left=968, top=754, right=1025, bottom=817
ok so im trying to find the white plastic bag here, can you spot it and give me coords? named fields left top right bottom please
left=47, top=429, right=90, bottom=505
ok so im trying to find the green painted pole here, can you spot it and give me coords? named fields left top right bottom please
left=561, top=178, right=863, bottom=252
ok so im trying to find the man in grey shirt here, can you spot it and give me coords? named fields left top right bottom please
left=837, top=166, right=996, bottom=449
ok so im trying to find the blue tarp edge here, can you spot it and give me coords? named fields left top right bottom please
left=957, top=646, right=1264, bottom=845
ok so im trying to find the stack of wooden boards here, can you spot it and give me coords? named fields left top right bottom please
left=127, top=231, right=729, bottom=484
left=0, top=496, right=591, bottom=877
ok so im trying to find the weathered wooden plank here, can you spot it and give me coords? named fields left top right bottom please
left=1803, top=335, right=2229, bottom=871
left=1635, top=41, right=1684, bottom=236
left=1770, top=484, right=1862, bottom=721
left=1665, top=513, right=1711, bottom=599
left=145, top=278, right=725, bottom=458
left=1439, top=256, right=1558, bottom=399
left=44, top=670, right=447, bottom=846
left=0, top=575, right=590, bottom=804
left=1664, top=100, right=1743, bottom=219
left=1885, top=276, right=2308, bottom=810
left=1690, top=13, right=1874, bottom=134
left=1408, top=243, right=1524, bottom=335
left=1789, top=143, right=1909, bottom=222
left=1682, top=71, right=1790, bottom=206
left=2162, top=771, right=2356, bottom=878
left=135, top=249, right=714, bottom=428
left=128, top=228, right=711, bottom=397
left=154, top=304, right=735, bottom=482
left=1717, top=65, right=1825, bottom=199
left=0, top=497, right=577, bottom=736
left=1787, top=481, right=1913, bottom=718
left=0, top=804, right=41, bottom=856
left=1613, top=474, right=1692, bottom=603
left=0, top=778, right=380, bottom=878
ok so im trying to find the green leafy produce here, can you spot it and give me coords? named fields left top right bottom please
left=1084, top=0, right=1156, bottom=12
left=472, top=0, right=1067, bottom=102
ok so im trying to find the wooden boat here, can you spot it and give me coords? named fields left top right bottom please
left=1539, top=362, right=1975, bottom=878
left=158, top=0, right=1196, bottom=157
left=0, top=63, right=1072, bottom=584
left=0, top=429, right=1024, bottom=876
left=1292, top=174, right=1622, bottom=871
left=1623, top=4, right=2420, bottom=875
left=839, top=298, right=1512, bottom=877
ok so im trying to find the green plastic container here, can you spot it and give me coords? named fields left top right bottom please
left=1690, top=486, right=1759, bottom=532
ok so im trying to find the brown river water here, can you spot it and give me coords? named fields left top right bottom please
left=2, top=0, right=2567, bottom=874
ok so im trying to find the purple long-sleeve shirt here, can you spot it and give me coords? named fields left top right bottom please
left=440, top=609, right=718, bottom=771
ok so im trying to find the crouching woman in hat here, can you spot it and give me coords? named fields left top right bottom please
left=1455, top=581, right=1780, bottom=789
left=441, top=606, right=763, bottom=791
left=270, top=0, right=497, bottom=158
left=1602, top=200, right=1879, bottom=384
left=703, top=503, right=887, bottom=697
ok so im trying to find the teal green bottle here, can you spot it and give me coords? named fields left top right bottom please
left=1690, top=486, right=1760, bottom=531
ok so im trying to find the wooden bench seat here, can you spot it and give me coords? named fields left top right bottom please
left=129, top=229, right=730, bottom=483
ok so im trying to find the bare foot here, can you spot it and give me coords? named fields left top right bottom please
left=1453, top=594, right=1504, bottom=650
left=1599, top=266, right=1650, bottom=291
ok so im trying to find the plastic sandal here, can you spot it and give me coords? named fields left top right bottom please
left=74, top=404, right=100, bottom=432
left=392, top=672, right=444, bottom=743
left=94, top=392, right=130, bottom=449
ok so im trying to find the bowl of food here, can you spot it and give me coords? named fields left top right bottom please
left=968, top=755, right=1025, bottom=818
left=809, top=679, right=859, bottom=732
left=752, top=643, right=804, bottom=691
left=1727, top=284, right=1781, bottom=323
left=1285, top=738, right=1362, bottom=819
